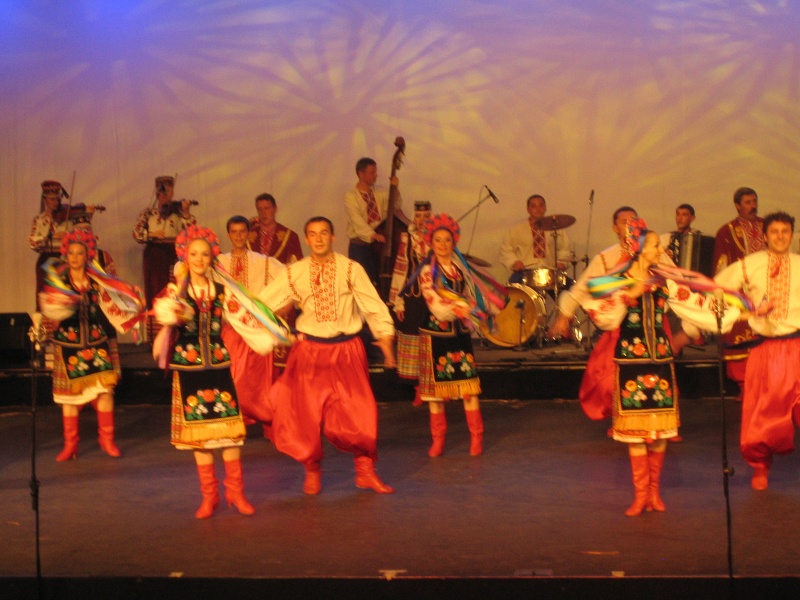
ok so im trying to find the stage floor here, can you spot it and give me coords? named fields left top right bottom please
left=2, top=395, right=799, bottom=590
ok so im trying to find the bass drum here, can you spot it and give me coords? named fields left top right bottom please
left=480, top=284, right=546, bottom=347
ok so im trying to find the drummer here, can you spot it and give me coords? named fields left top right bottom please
left=499, top=194, right=572, bottom=285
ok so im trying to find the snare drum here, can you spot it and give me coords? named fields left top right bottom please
left=480, top=284, right=546, bottom=347
left=520, top=267, right=569, bottom=291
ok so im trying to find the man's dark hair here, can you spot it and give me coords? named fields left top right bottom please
left=612, top=206, right=637, bottom=223
left=304, top=216, right=335, bottom=236
left=226, top=215, right=250, bottom=232
left=676, top=203, right=695, bottom=216
left=527, top=194, right=546, bottom=208
left=355, top=157, right=376, bottom=175
left=762, top=211, right=795, bottom=234
left=733, top=187, right=757, bottom=205
left=255, top=193, right=276, bottom=207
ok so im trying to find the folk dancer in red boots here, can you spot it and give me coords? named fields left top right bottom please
left=714, top=211, right=800, bottom=491
left=581, top=217, right=739, bottom=515
left=258, top=217, right=396, bottom=495
left=153, top=224, right=286, bottom=518
left=39, top=229, right=144, bottom=461
left=218, top=215, right=285, bottom=428
left=410, top=213, right=506, bottom=457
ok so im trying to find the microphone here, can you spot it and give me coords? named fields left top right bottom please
left=485, top=186, right=500, bottom=204
left=713, top=289, right=726, bottom=320
left=589, top=189, right=594, bottom=204
left=28, top=312, right=47, bottom=352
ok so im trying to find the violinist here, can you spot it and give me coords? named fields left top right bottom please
left=29, top=180, right=73, bottom=253
left=29, top=180, right=85, bottom=309
left=132, top=175, right=197, bottom=341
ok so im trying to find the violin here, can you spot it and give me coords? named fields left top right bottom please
left=160, top=199, right=199, bottom=217
left=51, top=203, right=106, bottom=224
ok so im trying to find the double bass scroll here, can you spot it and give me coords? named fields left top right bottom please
left=376, top=136, right=410, bottom=301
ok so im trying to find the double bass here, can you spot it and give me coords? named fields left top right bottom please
left=375, top=136, right=410, bottom=301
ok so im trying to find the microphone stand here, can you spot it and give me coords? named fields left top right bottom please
left=581, top=190, right=596, bottom=350
left=458, top=188, right=496, bottom=259
left=512, top=299, right=527, bottom=352
left=27, top=314, right=47, bottom=597
left=456, top=187, right=495, bottom=225
left=714, top=294, right=735, bottom=581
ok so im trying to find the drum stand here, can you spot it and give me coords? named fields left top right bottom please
left=512, top=297, right=529, bottom=352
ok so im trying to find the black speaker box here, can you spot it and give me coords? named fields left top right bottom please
left=0, top=313, right=33, bottom=367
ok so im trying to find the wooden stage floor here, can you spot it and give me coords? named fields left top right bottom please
left=2, top=382, right=800, bottom=598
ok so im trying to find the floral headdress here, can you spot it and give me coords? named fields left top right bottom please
left=423, top=213, right=460, bottom=247
left=175, top=224, right=221, bottom=262
left=60, top=228, right=97, bottom=261
left=402, top=212, right=507, bottom=331
left=623, top=216, right=649, bottom=258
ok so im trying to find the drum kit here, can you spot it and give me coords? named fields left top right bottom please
left=479, top=214, right=583, bottom=349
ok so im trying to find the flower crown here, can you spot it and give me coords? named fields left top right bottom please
left=423, top=213, right=460, bottom=247
left=60, top=228, right=97, bottom=261
left=624, top=216, right=649, bottom=257
left=175, top=224, right=222, bottom=262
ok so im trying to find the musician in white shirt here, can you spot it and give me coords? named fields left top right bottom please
left=499, top=194, right=571, bottom=283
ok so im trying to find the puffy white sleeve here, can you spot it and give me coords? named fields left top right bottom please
left=420, top=265, right=461, bottom=322
left=665, top=279, right=740, bottom=335
left=580, top=291, right=629, bottom=331
left=222, top=287, right=279, bottom=356
left=38, top=290, right=78, bottom=323
left=153, top=285, right=194, bottom=326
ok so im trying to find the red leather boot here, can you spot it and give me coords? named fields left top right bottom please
left=428, top=411, right=447, bottom=457
left=56, top=415, right=80, bottom=462
left=465, top=408, right=483, bottom=456
left=354, top=456, right=394, bottom=494
left=303, top=461, right=322, bottom=495
left=625, top=452, right=651, bottom=517
left=97, top=411, right=121, bottom=458
left=751, top=465, right=769, bottom=490
left=223, top=459, right=255, bottom=515
left=195, top=463, right=220, bottom=519
left=647, top=449, right=666, bottom=512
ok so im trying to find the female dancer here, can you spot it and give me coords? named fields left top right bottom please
left=154, top=224, right=284, bottom=519
left=39, top=229, right=143, bottom=461
left=389, top=200, right=432, bottom=398
left=582, top=218, right=738, bottom=515
left=413, top=213, right=506, bottom=457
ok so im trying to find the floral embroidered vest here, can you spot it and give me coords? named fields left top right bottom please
left=421, top=265, right=468, bottom=337
left=170, top=283, right=231, bottom=370
left=52, top=276, right=115, bottom=381
left=615, top=285, right=673, bottom=363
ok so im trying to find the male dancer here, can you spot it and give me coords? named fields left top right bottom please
left=258, top=217, right=396, bottom=495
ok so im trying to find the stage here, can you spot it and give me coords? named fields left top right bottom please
left=0, top=336, right=731, bottom=408
left=2, top=340, right=800, bottom=598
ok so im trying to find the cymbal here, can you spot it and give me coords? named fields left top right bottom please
left=463, top=254, right=492, bottom=268
left=535, top=214, right=576, bottom=231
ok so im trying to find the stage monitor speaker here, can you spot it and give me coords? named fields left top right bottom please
left=0, top=313, right=33, bottom=367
